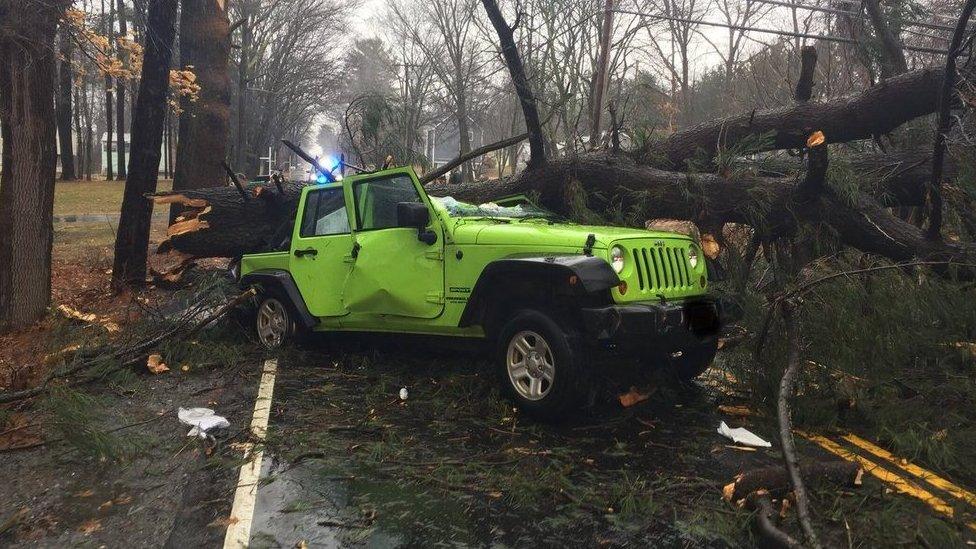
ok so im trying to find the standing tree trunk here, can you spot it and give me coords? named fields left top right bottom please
left=116, top=0, right=128, bottom=179
left=590, top=0, right=613, bottom=144
left=103, top=0, right=115, bottom=181
left=170, top=0, right=232, bottom=223
left=456, top=93, right=472, bottom=182
left=863, top=0, right=908, bottom=79
left=0, top=0, right=70, bottom=332
left=112, top=0, right=179, bottom=288
left=56, top=29, right=77, bottom=180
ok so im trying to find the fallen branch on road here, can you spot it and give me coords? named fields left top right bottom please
left=0, top=289, right=255, bottom=405
left=723, top=461, right=862, bottom=503
left=746, top=490, right=802, bottom=548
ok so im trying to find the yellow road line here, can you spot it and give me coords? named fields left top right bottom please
left=841, top=433, right=976, bottom=508
left=799, top=432, right=956, bottom=518
left=223, top=358, right=278, bottom=549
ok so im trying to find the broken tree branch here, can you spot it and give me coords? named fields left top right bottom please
left=746, top=490, right=802, bottom=548
left=0, top=290, right=256, bottom=405
left=724, top=461, right=861, bottom=503
left=779, top=302, right=822, bottom=549
left=419, top=133, right=528, bottom=184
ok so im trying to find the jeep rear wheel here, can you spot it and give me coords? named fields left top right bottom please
left=496, top=310, right=587, bottom=421
left=255, top=293, right=296, bottom=349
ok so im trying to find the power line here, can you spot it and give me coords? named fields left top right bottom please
left=615, top=8, right=949, bottom=55
left=815, top=0, right=960, bottom=23
left=751, top=0, right=957, bottom=33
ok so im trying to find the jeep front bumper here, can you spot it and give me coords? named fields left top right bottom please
left=579, top=298, right=728, bottom=348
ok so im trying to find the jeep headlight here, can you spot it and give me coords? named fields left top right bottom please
left=610, top=246, right=625, bottom=273
left=687, top=245, right=699, bottom=269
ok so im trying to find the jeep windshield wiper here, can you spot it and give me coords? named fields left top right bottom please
left=516, top=214, right=562, bottom=223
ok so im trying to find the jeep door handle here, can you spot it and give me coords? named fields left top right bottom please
left=294, top=247, right=317, bottom=258
left=351, top=242, right=361, bottom=258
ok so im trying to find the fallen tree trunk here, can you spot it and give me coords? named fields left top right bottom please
left=159, top=147, right=973, bottom=268
left=723, top=460, right=862, bottom=503
left=154, top=182, right=303, bottom=258
left=640, top=67, right=948, bottom=169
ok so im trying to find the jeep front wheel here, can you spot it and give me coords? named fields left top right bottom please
left=496, top=309, right=586, bottom=421
left=255, top=292, right=296, bottom=349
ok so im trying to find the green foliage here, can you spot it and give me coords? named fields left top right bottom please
left=40, top=386, right=145, bottom=461
left=722, top=254, right=976, bottom=485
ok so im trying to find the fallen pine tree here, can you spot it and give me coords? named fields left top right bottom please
left=151, top=61, right=974, bottom=272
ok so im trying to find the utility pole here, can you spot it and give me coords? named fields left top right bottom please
left=395, top=62, right=419, bottom=162
left=590, top=0, right=614, bottom=146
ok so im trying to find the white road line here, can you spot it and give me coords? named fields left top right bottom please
left=223, top=358, right=278, bottom=549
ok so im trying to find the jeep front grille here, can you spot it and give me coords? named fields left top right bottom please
left=631, top=245, right=693, bottom=291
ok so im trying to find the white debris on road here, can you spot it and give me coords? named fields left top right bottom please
left=717, top=421, right=772, bottom=448
left=178, top=407, right=230, bottom=438
left=399, top=387, right=409, bottom=401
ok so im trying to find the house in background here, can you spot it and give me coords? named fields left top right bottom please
left=421, top=116, right=486, bottom=170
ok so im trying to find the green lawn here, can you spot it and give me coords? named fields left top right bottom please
left=54, top=179, right=173, bottom=216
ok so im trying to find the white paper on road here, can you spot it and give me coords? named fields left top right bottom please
left=178, top=407, right=230, bottom=438
left=717, top=421, right=772, bottom=448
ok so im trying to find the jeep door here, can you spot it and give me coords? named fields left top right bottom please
left=289, top=185, right=354, bottom=317
left=343, top=170, right=445, bottom=319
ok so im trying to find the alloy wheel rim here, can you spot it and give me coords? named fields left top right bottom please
left=506, top=330, right=555, bottom=401
left=257, top=298, right=287, bottom=348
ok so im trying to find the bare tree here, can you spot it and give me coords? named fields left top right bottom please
left=635, top=0, right=707, bottom=127
left=229, top=0, right=350, bottom=175
left=389, top=0, right=489, bottom=181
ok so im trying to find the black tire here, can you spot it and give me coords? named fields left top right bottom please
left=254, top=288, right=298, bottom=350
left=495, top=309, right=588, bottom=421
left=643, top=338, right=718, bottom=381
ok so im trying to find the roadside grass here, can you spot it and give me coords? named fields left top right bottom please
left=53, top=179, right=172, bottom=216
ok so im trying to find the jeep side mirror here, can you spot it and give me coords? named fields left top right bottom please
left=396, top=202, right=437, bottom=245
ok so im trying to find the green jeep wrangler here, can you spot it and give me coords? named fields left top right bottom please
left=236, top=166, right=724, bottom=419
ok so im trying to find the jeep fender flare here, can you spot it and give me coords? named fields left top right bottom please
left=240, top=269, right=317, bottom=329
left=458, top=255, right=620, bottom=328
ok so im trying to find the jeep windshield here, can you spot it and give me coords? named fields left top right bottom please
left=433, top=196, right=562, bottom=221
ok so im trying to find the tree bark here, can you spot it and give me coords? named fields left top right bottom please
left=0, top=0, right=70, bottom=332
left=170, top=0, right=232, bottom=223
left=116, top=0, right=128, bottom=179
left=56, top=28, right=77, bottom=180
left=794, top=46, right=817, bottom=102
left=112, top=0, right=179, bottom=288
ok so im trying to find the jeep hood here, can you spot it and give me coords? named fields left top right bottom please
left=451, top=222, right=691, bottom=248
